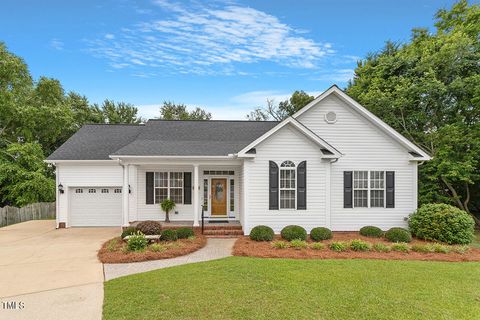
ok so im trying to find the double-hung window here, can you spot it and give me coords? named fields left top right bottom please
left=279, top=161, right=296, bottom=209
left=353, top=170, right=385, bottom=208
left=154, top=172, right=184, bottom=204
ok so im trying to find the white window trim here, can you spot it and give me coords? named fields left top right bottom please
left=153, top=171, right=184, bottom=205
left=279, top=161, right=296, bottom=210
left=352, top=170, right=386, bottom=209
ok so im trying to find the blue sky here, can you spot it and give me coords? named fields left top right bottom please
left=0, top=0, right=463, bottom=119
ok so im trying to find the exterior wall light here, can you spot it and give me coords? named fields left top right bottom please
left=58, top=184, right=64, bottom=194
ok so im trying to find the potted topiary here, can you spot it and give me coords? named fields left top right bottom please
left=160, top=198, right=176, bottom=223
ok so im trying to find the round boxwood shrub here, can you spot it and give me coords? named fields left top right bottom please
left=385, top=227, right=412, bottom=243
left=409, top=203, right=475, bottom=245
left=176, top=227, right=194, bottom=239
left=359, top=226, right=383, bottom=238
left=310, top=227, right=332, bottom=241
left=281, top=225, right=307, bottom=241
left=250, top=225, right=275, bottom=241
left=161, top=229, right=178, bottom=241
left=121, top=226, right=137, bottom=239
left=136, top=220, right=162, bottom=235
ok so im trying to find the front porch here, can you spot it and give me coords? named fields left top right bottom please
left=119, top=159, right=245, bottom=230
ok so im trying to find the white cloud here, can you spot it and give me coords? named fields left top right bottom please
left=88, top=0, right=333, bottom=75
left=313, top=69, right=355, bottom=83
left=50, top=38, right=64, bottom=50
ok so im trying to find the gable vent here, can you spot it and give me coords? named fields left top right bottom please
left=325, top=111, right=337, bottom=123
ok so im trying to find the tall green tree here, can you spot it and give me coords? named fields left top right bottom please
left=0, top=143, right=55, bottom=206
left=98, top=99, right=143, bottom=124
left=246, top=90, right=314, bottom=121
left=346, top=0, right=480, bottom=223
left=158, top=101, right=212, bottom=120
left=0, top=42, right=141, bottom=207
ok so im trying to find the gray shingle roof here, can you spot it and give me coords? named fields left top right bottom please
left=47, top=120, right=278, bottom=160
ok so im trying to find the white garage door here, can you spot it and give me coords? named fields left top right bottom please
left=70, top=187, right=122, bottom=226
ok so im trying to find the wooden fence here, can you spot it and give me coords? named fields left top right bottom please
left=0, top=202, right=56, bottom=227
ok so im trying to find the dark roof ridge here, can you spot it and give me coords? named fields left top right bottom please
left=146, top=119, right=279, bottom=123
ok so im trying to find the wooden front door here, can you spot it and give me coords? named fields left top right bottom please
left=211, top=178, right=227, bottom=215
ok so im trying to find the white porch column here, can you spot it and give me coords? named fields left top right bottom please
left=193, top=164, right=200, bottom=227
left=122, top=164, right=130, bottom=227
left=325, top=160, right=332, bottom=228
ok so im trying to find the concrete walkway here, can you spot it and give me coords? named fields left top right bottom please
left=0, top=220, right=119, bottom=320
left=104, top=238, right=236, bottom=281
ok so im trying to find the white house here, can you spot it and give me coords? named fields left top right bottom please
left=46, top=85, right=430, bottom=234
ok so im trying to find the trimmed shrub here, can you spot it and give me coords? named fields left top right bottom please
left=290, top=239, right=308, bottom=250
left=127, top=231, right=148, bottom=251
left=176, top=227, right=194, bottom=239
left=149, top=243, right=166, bottom=252
left=430, top=243, right=450, bottom=254
left=372, top=243, right=391, bottom=252
left=411, top=244, right=434, bottom=253
left=329, top=241, right=348, bottom=252
left=409, top=203, right=475, bottom=245
left=271, top=241, right=289, bottom=249
left=391, top=243, right=410, bottom=252
left=310, top=227, right=332, bottom=241
left=250, top=225, right=275, bottom=241
left=161, top=229, right=178, bottom=241
left=121, top=227, right=137, bottom=239
left=453, top=245, right=470, bottom=254
left=359, top=226, right=383, bottom=238
left=136, top=220, right=162, bottom=235
left=385, top=227, right=412, bottom=243
left=350, top=239, right=371, bottom=251
left=310, top=242, right=325, bottom=250
left=281, top=225, right=307, bottom=241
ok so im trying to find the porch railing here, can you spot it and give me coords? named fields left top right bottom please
left=201, top=205, right=206, bottom=234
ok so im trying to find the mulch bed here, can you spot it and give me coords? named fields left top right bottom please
left=98, top=230, right=207, bottom=264
left=233, top=232, right=480, bottom=262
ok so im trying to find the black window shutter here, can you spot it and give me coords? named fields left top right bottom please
left=269, top=161, right=279, bottom=210
left=184, top=172, right=192, bottom=204
left=297, top=161, right=307, bottom=210
left=146, top=172, right=154, bottom=204
left=344, top=171, right=353, bottom=208
left=386, top=171, right=395, bottom=208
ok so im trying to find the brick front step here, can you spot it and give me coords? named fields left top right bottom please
left=202, top=225, right=243, bottom=230
left=202, top=229, right=244, bottom=236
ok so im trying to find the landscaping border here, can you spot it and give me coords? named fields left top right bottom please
left=233, top=232, right=480, bottom=262
left=98, top=229, right=207, bottom=263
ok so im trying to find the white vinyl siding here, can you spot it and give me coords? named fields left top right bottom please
left=56, top=163, right=124, bottom=227
left=297, top=94, right=417, bottom=230
left=243, top=124, right=327, bottom=234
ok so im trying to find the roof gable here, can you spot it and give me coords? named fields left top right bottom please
left=237, top=117, right=342, bottom=158
left=292, top=85, right=431, bottom=161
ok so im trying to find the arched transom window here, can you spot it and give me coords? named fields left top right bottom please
left=280, top=161, right=296, bottom=209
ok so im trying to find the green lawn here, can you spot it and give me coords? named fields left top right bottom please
left=104, top=257, right=480, bottom=320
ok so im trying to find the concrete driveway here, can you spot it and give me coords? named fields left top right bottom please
left=0, top=220, right=119, bottom=320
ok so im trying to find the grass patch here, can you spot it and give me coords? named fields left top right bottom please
left=104, top=257, right=480, bottom=320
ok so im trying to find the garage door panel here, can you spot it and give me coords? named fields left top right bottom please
left=70, top=188, right=122, bottom=227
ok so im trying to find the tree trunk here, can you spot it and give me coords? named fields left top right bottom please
left=441, top=177, right=480, bottom=227
left=165, top=210, right=170, bottom=223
